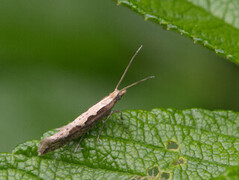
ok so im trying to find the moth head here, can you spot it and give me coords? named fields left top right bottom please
left=110, top=89, right=126, bottom=101
left=116, top=89, right=126, bottom=100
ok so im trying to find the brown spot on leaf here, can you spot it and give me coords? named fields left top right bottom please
left=129, top=176, right=141, bottom=180
left=161, top=172, right=170, bottom=180
left=147, top=166, right=160, bottom=177
left=173, top=157, right=186, bottom=165
left=167, top=140, right=179, bottom=150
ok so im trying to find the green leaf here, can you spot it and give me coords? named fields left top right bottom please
left=114, top=0, right=239, bottom=65
left=213, top=165, right=239, bottom=180
left=1, top=108, right=239, bottom=179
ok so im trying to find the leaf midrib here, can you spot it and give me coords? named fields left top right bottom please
left=10, top=153, right=138, bottom=177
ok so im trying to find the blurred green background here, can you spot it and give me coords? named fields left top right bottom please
left=0, top=0, right=238, bottom=152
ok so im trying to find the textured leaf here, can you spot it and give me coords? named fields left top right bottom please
left=114, top=0, right=239, bottom=65
left=1, top=108, right=239, bottom=179
left=213, top=165, right=239, bottom=180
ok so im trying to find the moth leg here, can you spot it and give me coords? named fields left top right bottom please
left=97, top=111, right=114, bottom=142
left=97, top=110, right=130, bottom=143
left=113, top=110, right=129, bottom=134
left=74, top=134, right=86, bottom=153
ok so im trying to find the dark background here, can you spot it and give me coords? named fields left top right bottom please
left=1, top=0, right=238, bottom=152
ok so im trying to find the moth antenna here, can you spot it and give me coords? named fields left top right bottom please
left=115, top=45, right=143, bottom=90
left=121, top=76, right=155, bottom=91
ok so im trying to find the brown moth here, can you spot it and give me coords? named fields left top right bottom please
left=38, top=45, right=154, bottom=155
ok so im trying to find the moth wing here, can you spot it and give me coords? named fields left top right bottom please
left=56, top=125, right=67, bottom=131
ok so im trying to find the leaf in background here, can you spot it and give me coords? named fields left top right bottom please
left=1, top=108, right=239, bottom=179
left=114, top=0, right=239, bottom=65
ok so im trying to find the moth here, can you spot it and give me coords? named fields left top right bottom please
left=38, top=45, right=154, bottom=155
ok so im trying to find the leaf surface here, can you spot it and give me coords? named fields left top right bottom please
left=1, top=108, right=239, bottom=179
left=213, top=165, right=239, bottom=180
left=115, top=0, right=239, bottom=64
